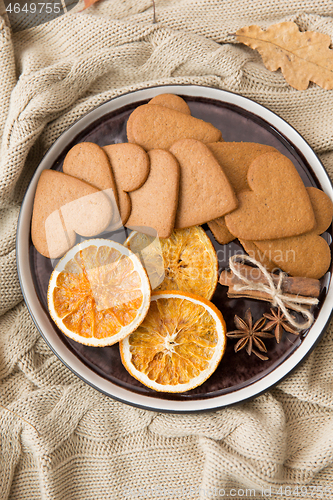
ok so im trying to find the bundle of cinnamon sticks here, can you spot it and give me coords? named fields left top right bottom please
left=220, top=263, right=320, bottom=309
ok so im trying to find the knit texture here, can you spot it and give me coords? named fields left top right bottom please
left=1, top=1, right=333, bottom=498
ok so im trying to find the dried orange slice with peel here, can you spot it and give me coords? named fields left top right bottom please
left=123, top=231, right=165, bottom=290
left=125, top=226, right=218, bottom=299
left=47, top=239, right=150, bottom=346
left=119, top=290, right=227, bottom=392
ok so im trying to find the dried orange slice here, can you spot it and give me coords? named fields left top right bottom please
left=124, top=231, right=165, bottom=290
left=125, top=226, right=218, bottom=299
left=47, top=239, right=150, bottom=346
left=119, top=291, right=226, bottom=392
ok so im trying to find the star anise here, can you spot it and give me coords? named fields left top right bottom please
left=263, top=307, right=300, bottom=343
left=227, top=309, right=274, bottom=361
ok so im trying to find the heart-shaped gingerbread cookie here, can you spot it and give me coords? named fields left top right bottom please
left=127, top=95, right=192, bottom=144
left=127, top=104, right=222, bottom=150
left=239, top=239, right=276, bottom=272
left=125, top=149, right=180, bottom=238
left=31, top=170, right=112, bottom=259
left=63, top=142, right=119, bottom=221
left=103, top=143, right=150, bottom=224
left=208, top=142, right=278, bottom=194
left=207, top=142, right=278, bottom=244
left=207, top=218, right=235, bottom=246
left=149, top=94, right=191, bottom=115
left=253, top=187, right=333, bottom=279
left=225, top=152, right=316, bottom=240
left=63, top=142, right=118, bottom=194
left=169, top=139, right=237, bottom=229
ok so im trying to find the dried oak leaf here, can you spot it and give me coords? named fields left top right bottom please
left=236, top=21, right=333, bottom=90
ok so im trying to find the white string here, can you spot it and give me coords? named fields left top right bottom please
left=229, top=254, right=319, bottom=331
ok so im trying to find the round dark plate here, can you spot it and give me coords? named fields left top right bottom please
left=17, top=85, right=333, bottom=412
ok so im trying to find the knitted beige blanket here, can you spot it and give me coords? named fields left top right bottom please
left=1, top=1, right=333, bottom=498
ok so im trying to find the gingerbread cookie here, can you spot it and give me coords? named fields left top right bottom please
left=103, top=143, right=150, bottom=224
left=126, top=149, right=180, bottom=238
left=207, top=219, right=235, bottom=245
left=239, top=239, right=276, bottom=272
left=63, top=142, right=118, bottom=195
left=127, top=104, right=222, bottom=150
left=253, top=187, right=333, bottom=279
left=31, top=170, right=112, bottom=259
left=127, top=96, right=191, bottom=143
left=208, top=142, right=277, bottom=193
left=63, top=142, right=118, bottom=224
left=225, top=152, right=315, bottom=240
left=254, top=235, right=330, bottom=280
left=169, top=139, right=237, bottom=229
left=306, top=186, right=333, bottom=234
left=149, top=94, right=191, bottom=115
left=207, top=142, right=278, bottom=245
left=126, top=110, right=136, bottom=145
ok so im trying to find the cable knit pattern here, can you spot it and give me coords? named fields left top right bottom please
left=1, top=1, right=333, bottom=498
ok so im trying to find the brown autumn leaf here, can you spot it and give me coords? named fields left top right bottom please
left=236, top=21, right=333, bottom=90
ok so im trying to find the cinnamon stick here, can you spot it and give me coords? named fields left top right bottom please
left=220, top=264, right=320, bottom=298
left=226, top=285, right=311, bottom=311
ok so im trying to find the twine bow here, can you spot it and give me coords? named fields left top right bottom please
left=229, top=254, right=319, bottom=331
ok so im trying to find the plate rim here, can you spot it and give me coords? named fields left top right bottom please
left=16, top=84, right=333, bottom=413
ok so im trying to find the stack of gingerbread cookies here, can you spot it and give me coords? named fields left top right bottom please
left=31, top=93, right=332, bottom=280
